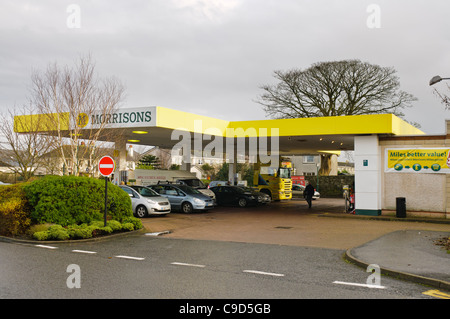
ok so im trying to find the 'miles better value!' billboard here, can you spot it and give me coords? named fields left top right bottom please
left=385, top=148, right=450, bottom=174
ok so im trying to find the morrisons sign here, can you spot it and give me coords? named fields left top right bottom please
left=76, top=107, right=156, bottom=129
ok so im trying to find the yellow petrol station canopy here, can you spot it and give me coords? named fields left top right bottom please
left=14, top=106, right=424, bottom=155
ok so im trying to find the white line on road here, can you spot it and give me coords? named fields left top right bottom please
left=35, top=245, right=58, bottom=249
left=333, top=281, right=386, bottom=289
left=115, top=255, right=145, bottom=261
left=145, top=231, right=170, bottom=236
left=72, top=250, right=97, bottom=254
left=243, top=270, right=285, bottom=277
left=171, top=262, right=206, bottom=268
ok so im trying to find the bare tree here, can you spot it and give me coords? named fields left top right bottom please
left=257, top=60, right=417, bottom=119
left=29, top=55, right=125, bottom=175
left=256, top=59, right=417, bottom=175
left=0, top=104, right=56, bottom=181
left=155, top=148, right=173, bottom=170
left=431, top=81, right=450, bottom=109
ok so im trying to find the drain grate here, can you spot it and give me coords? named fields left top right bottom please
left=275, top=226, right=293, bottom=229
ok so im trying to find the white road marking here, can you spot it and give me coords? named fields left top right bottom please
left=72, top=250, right=97, bottom=254
left=145, top=231, right=170, bottom=236
left=35, top=245, right=58, bottom=249
left=171, top=262, right=206, bottom=268
left=333, top=281, right=386, bottom=289
left=243, top=270, right=285, bottom=277
left=115, top=255, right=145, bottom=261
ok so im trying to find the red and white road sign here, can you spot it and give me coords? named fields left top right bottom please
left=98, top=156, right=115, bottom=177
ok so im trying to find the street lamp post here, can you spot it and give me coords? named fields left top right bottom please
left=429, top=75, right=450, bottom=86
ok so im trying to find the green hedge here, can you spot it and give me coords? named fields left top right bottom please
left=0, top=183, right=31, bottom=236
left=0, top=176, right=141, bottom=240
left=23, top=175, right=133, bottom=226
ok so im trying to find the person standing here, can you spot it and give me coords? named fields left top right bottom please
left=304, top=181, right=315, bottom=209
left=348, top=182, right=355, bottom=214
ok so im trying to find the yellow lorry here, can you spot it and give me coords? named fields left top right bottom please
left=253, top=158, right=292, bottom=200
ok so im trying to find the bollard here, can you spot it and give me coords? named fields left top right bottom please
left=396, top=197, right=406, bottom=218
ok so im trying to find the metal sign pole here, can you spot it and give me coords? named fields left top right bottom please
left=104, top=176, right=108, bottom=227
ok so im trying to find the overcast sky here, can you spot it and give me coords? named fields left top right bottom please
left=1, top=0, right=450, bottom=135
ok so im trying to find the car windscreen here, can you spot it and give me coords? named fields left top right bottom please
left=136, top=187, right=160, bottom=197
left=176, top=185, right=201, bottom=194
left=181, top=179, right=206, bottom=188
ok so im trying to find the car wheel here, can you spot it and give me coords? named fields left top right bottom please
left=238, top=198, right=247, bottom=207
left=181, top=202, right=193, bottom=213
left=260, top=189, right=272, bottom=200
left=135, top=205, right=148, bottom=218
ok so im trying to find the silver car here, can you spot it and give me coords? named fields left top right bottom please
left=149, top=184, right=214, bottom=213
left=119, top=185, right=171, bottom=218
left=175, top=178, right=216, bottom=202
left=292, top=184, right=320, bottom=199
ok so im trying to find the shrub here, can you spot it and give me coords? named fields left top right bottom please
left=47, top=225, right=70, bottom=241
left=107, top=220, right=122, bottom=231
left=121, top=222, right=134, bottom=231
left=28, top=223, right=53, bottom=234
left=99, top=226, right=113, bottom=235
left=23, top=175, right=133, bottom=226
left=122, top=216, right=143, bottom=230
left=89, top=220, right=105, bottom=228
left=33, top=231, right=49, bottom=241
left=73, top=228, right=93, bottom=239
left=85, top=221, right=112, bottom=236
left=0, top=184, right=32, bottom=236
left=67, top=224, right=93, bottom=239
left=30, top=218, right=141, bottom=241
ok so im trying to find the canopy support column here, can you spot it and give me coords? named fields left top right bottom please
left=354, top=135, right=382, bottom=216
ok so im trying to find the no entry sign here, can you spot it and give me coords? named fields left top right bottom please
left=99, top=155, right=115, bottom=227
left=98, top=156, right=115, bottom=177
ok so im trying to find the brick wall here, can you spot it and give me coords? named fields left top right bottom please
left=379, top=133, right=450, bottom=219
left=306, top=175, right=354, bottom=198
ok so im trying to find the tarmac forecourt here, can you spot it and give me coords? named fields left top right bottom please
left=138, top=198, right=450, bottom=293
left=2, top=198, right=449, bottom=295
